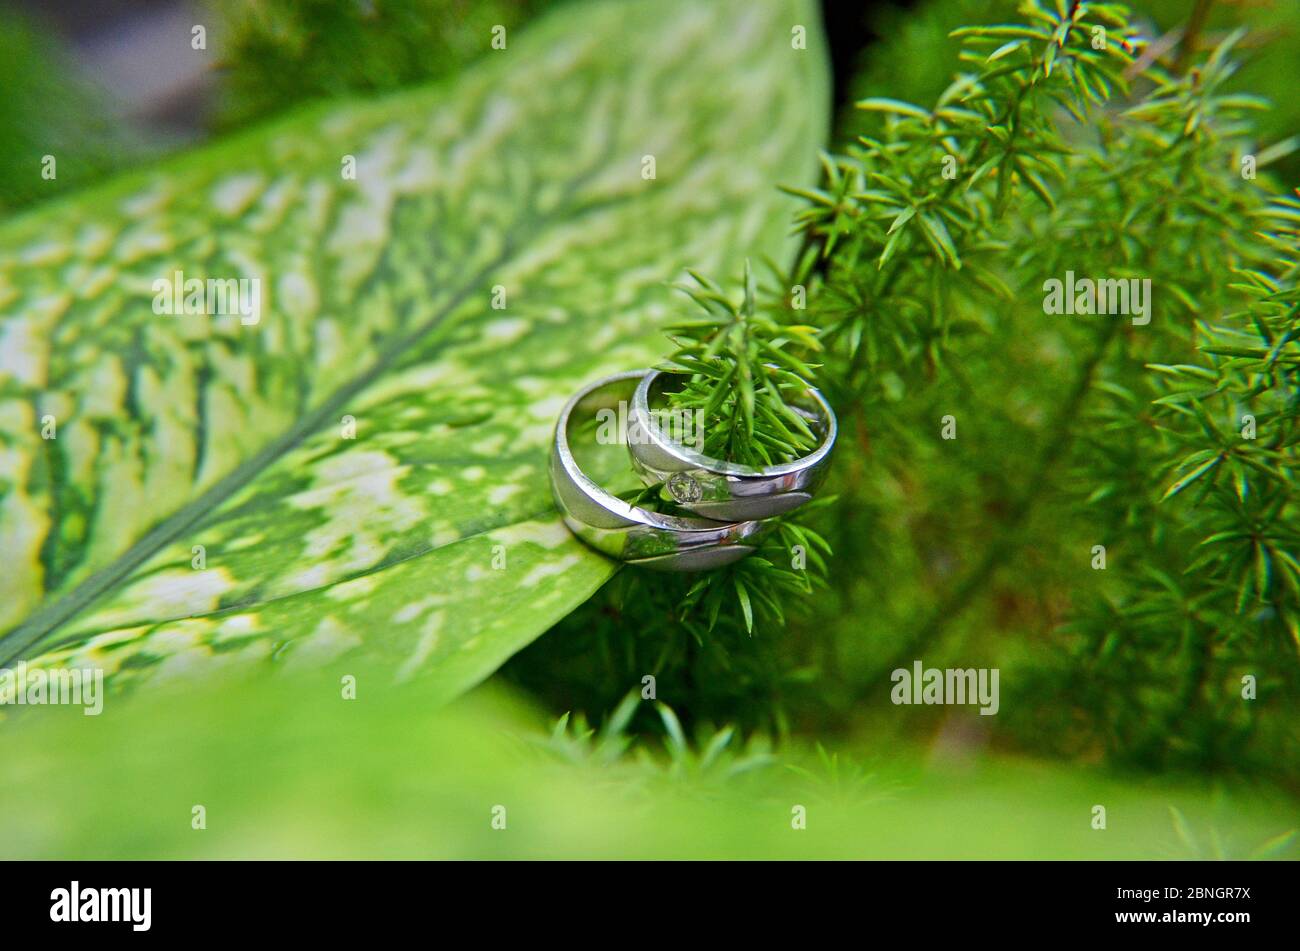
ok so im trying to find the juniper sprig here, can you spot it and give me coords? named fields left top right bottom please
left=659, top=261, right=823, bottom=468
left=783, top=0, right=1141, bottom=406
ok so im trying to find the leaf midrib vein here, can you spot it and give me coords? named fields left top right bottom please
left=0, top=153, right=632, bottom=665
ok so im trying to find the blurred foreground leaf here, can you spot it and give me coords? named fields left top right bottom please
left=0, top=667, right=1294, bottom=859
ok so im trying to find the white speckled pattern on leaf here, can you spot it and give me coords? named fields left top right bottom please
left=0, top=0, right=828, bottom=702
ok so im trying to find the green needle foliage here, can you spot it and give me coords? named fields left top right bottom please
left=516, top=0, right=1300, bottom=786
left=505, top=256, right=835, bottom=734
left=1050, top=187, right=1300, bottom=773
left=504, top=504, right=833, bottom=738
left=505, top=264, right=834, bottom=735
left=785, top=0, right=1142, bottom=404
left=659, top=262, right=822, bottom=467
left=802, top=1, right=1297, bottom=779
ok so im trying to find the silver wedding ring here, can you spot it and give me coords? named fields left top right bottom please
left=550, top=370, right=770, bottom=571
left=626, top=369, right=836, bottom=521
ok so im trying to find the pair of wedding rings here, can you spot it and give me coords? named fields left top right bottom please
left=549, top=369, right=836, bottom=571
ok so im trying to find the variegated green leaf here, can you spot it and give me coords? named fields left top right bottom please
left=0, top=0, right=828, bottom=702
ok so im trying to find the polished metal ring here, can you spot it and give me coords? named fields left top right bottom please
left=550, top=370, right=770, bottom=571
left=626, top=368, right=837, bottom=521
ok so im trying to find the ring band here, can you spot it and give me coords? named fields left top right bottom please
left=550, top=370, right=770, bottom=571
left=626, top=368, right=837, bottom=521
